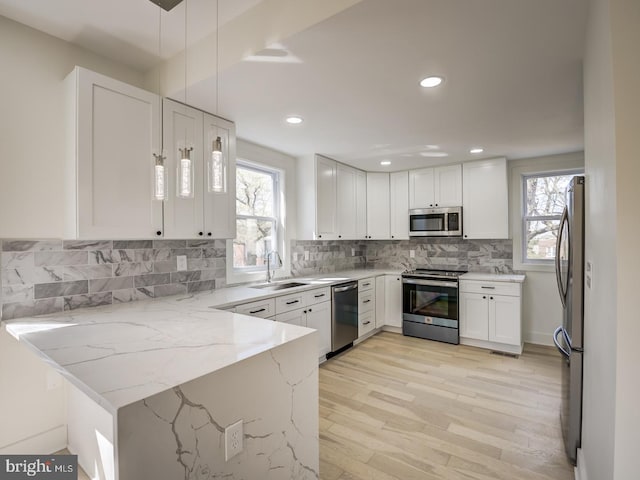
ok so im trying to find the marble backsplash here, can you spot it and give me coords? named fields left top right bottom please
left=291, top=238, right=514, bottom=275
left=0, top=239, right=226, bottom=321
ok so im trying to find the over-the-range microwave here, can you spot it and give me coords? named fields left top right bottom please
left=409, top=207, right=462, bottom=237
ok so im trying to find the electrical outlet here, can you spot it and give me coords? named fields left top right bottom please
left=410, top=249, right=415, bottom=258
left=225, top=420, right=243, bottom=461
left=176, top=255, right=188, bottom=271
left=351, top=248, right=355, bottom=257
left=304, top=251, right=310, bottom=261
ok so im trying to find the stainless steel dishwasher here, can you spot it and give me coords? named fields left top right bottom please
left=330, top=281, right=358, bottom=355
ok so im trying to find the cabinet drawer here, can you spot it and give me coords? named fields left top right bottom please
left=460, top=280, right=521, bottom=297
left=304, top=287, right=331, bottom=306
left=358, top=310, right=375, bottom=337
left=275, top=292, right=306, bottom=314
left=358, top=277, right=375, bottom=292
left=359, top=291, right=375, bottom=313
left=235, top=298, right=276, bottom=318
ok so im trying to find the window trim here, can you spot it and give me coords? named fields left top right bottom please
left=520, top=169, right=583, bottom=265
left=232, top=160, right=281, bottom=274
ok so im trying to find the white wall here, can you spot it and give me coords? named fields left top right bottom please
left=609, top=0, right=640, bottom=477
left=582, top=0, right=640, bottom=478
left=0, top=15, right=145, bottom=239
left=508, top=152, right=584, bottom=345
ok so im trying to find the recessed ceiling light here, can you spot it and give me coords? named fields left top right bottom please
left=424, top=144, right=440, bottom=150
left=470, top=147, right=484, bottom=154
left=420, top=76, right=444, bottom=88
left=380, top=161, right=391, bottom=166
left=285, top=115, right=303, bottom=125
left=420, top=151, right=449, bottom=158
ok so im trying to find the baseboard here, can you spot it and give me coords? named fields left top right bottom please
left=575, top=448, right=587, bottom=480
left=381, top=326, right=402, bottom=334
left=0, top=425, right=66, bottom=454
left=524, top=330, right=554, bottom=346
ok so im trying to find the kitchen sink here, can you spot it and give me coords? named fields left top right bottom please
left=250, top=281, right=308, bottom=291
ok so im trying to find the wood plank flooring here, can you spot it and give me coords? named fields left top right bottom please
left=319, top=332, right=574, bottom=480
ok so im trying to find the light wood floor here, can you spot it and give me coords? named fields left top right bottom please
left=319, top=332, right=574, bottom=480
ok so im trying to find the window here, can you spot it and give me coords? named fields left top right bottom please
left=233, top=161, right=280, bottom=271
left=522, top=171, right=581, bottom=262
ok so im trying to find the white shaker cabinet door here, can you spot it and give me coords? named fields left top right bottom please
left=366, top=173, right=390, bottom=239
left=489, top=294, right=521, bottom=345
left=462, top=158, right=508, bottom=239
left=67, top=67, right=162, bottom=239
left=434, top=164, right=462, bottom=207
left=460, top=292, right=489, bottom=340
left=305, top=301, right=332, bottom=357
left=384, top=275, right=402, bottom=328
left=390, top=171, right=409, bottom=240
left=315, top=156, right=338, bottom=240
left=337, top=164, right=357, bottom=240
left=409, top=168, right=435, bottom=209
left=162, top=98, right=205, bottom=239
left=355, top=170, right=368, bottom=239
left=203, top=112, right=236, bottom=239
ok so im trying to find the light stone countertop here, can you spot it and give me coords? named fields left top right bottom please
left=460, top=272, right=526, bottom=283
left=3, top=268, right=402, bottom=414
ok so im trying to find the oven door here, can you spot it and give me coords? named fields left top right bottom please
left=402, top=277, right=459, bottom=327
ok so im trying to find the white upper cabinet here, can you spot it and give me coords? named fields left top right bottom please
left=65, top=66, right=162, bottom=239
left=297, top=155, right=368, bottom=240
left=366, top=173, right=390, bottom=239
left=163, top=99, right=204, bottom=238
left=315, top=155, right=338, bottom=240
left=462, top=157, right=508, bottom=239
left=203, top=112, right=236, bottom=239
left=337, top=164, right=357, bottom=239
left=409, top=164, right=462, bottom=208
left=163, top=99, right=236, bottom=239
left=355, top=169, right=368, bottom=240
left=389, top=171, right=409, bottom=240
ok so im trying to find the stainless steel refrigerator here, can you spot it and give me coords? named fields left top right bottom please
left=553, top=175, right=585, bottom=466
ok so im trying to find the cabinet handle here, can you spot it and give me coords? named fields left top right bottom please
left=285, top=300, right=299, bottom=305
left=363, top=321, right=371, bottom=325
left=308, top=308, right=312, bottom=312
left=249, top=308, right=266, bottom=314
left=303, top=310, right=307, bottom=314
left=490, top=296, right=494, bottom=300
left=363, top=299, right=371, bottom=303
left=207, top=232, right=212, bottom=237
left=464, top=235, right=468, bottom=238
left=156, top=230, right=162, bottom=236
left=314, top=294, right=325, bottom=298
left=362, top=283, right=370, bottom=287
left=318, top=235, right=322, bottom=238
left=198, top=232, right=204, bottom=236
left=481, top=286, right=496, bottom=289
left=430, top=204, right=433, bottom=207
left=338, top=235, right=342, bottom=238
left=483, top=296, right=486, bottom=299
left=435, top=204, right=438, bottom=207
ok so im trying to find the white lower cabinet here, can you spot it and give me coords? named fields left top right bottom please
left=384, top=275, right=403, bottom=328
left=305, top=301, right=332, bottom=358
left=275, top=308, right=306, bottom=327
left=375, top=276, right=386, bottom=328
left=460, top=279, right=523, bottom=354
left=358, top=277, right=376, bottom=338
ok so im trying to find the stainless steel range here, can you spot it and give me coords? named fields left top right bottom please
left=402, top=268, right=466, bottom=344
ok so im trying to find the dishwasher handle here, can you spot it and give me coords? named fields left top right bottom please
left=333, top=282, right=358, bottom=293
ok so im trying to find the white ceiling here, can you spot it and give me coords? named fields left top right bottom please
left=0, top=0, right=587, bottom=171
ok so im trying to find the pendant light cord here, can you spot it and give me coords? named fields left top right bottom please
left=157, top=6, right=162, bottom=96
left=216, top=0, right=219, bottom=116
left=184, top=0, right=188, bottom=107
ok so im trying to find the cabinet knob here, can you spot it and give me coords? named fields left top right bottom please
left=198, top=232, right=203, bottom=236
left=490, top=296, right=494, bottom=300
left=391, top=235, right=394, bottom=238
left=318, top=235, right=322, bottom=238
left=483, top=296, right=486, bottom=299
left=435, top=203, right=438, bottom=207
left=308, top=308, right=312, bottom=312
left=207, top=232, right=212, bottom=237
left=464, top=235, right=468, bottom=238
left=303, top=310, right=307, bottom=314
left=338, top=235, right=342, bottom=238
left=156, top=230, right=162, bottom=236
left=430, top=204, right=433, bottom=207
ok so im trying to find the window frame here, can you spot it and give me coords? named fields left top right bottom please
left=232, top=160, right=282, bottom=274
left=521, top=169, right=583, bottom=265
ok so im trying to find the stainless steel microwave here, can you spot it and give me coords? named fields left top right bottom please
left=409, top=207, right=462, bottom=237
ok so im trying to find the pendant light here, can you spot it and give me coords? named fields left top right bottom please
left=207, top=0, right=227, bottom=194
left=153, top=5, right=167, bottom=201
left=176, top=0, right=194, bottom=198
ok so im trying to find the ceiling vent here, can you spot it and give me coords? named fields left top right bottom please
left=148, top=0, right=184, bottom=12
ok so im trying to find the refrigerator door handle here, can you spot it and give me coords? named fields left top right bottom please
left=553, top=326, right=570, bottom=358
left=555, top=206, right=569, bottom=308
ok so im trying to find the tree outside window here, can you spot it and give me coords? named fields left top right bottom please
left=233, top=162, right=279, bottom=270
left=523, top=172, right=581, bottom=262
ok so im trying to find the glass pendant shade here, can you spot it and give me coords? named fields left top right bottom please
left=153, top=153, right=167, bottom=201
left=177, top=147, right=194, bottom=198
left=208, top=136, right=227, bottom=193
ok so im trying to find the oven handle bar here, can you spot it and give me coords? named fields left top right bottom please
left=402, top=278, right=458, bottom=288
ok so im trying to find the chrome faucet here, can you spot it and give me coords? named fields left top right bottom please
left=266, top=250, right=283, bottom=283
